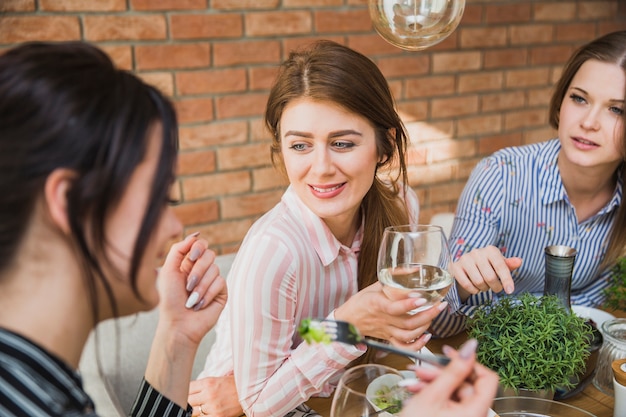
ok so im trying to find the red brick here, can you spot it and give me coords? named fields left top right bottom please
left=461, top=4, right=483, bottom=25
left=578, top=1, right=618, bottom=19
left=460, top=26, right=508, bottom=48
left=217, top=142, right=271, bottom=170
left=554, top=22, right=597, bottom=42
left=396, top=101, right=429, bottom=122
left=221, top=190, right=283, bottom=219
left=100, top=44, right=133, bottom=70
left=478, top=132, right=523, bottom=155
left=457, top=114, right=502, bottom=137
left=406, top=146, right=427, bottom=165
left=315, top=9, right=371, bottom=33
left=175, top=97, right=215, bottom=124
left=250, top=118, right=272, bottom=142
left=527, top=87, right=553, bottom=107
left=431, top=95, right=479, bottom=119
left=484, top=48, right=528, bottom=69
left=405, top=121, right=454, bottom=143
left=530, top=45, right=575, bottom=65
left=504, top=108, right=547, bottom=130
left=215, top=93, right=268, bottom=119
left=1, top=0, right=35, bottom=11
left=213, top=40, right=281, bottom=66
left=84, top=15, right=166, bottom=41
left=177, top=68, right=247, bottom=96
left=425, top=182, right=465, bottom=206
left=245, top=11, right=312, bottom=36
left=377, top=55, right=430, bottom=78
left=197, top=218, right=255, bottom=247
left=406, top=75, right=456, bottom=99
left=284, top=0, right=342, bottom=6
left=174, top=200, right=219, bottom=226
left=253, top=167, right=289, bottom=191
left=250, top=66, right=279, bottom=91
left=179, top=121, right=248, bottom=150
left=458, top=71, right=504, bottom=93
left=455, top=158, right=483, bottom=181
left=212, top=0, right=279, bottom=9
left=533, top=2, right=576, bottom=21
left=481, top=91, right=522, bottom=112
left=427, top=139, right=476, bottom=163
left=171, top=13, right=243, bottom=40
left=433, top=51, right=482, bottom=73
left=41, top=0, right=125, bottom=11
left=523, top=126, right=557, bottom=145
left=505, top=68, right=550, bottom=88
left=182, top=171, right=251, bottom=200
left=137, top=72, right=174, bottom=96
left=598, top=22, right=626, bottom=35
left=177, top=150, right=216, bottom=176
left=136, top=43, right=210, bottom=70
left=408, top=162, right=455, bottom=187
left=0, top=16, right=80, bottom=43
left=485, top=3, right=531, bottom=23
left=131, top=0, right=206, bottom=10
left=348, top=34, right=405, bottom=56
left=509, top=24, right=555, bottom=45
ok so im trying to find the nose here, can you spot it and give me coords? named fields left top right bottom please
left=311, top=147, right=335, bottom=176
left=580, top=107, right=601, bottom=131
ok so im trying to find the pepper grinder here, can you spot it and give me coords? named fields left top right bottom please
left=612, top=358, right=626, bottom=417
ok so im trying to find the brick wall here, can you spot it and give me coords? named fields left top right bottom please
left=1, top=0, right=625, bottom=254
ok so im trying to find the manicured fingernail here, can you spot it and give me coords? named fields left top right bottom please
left=189, top=247, right=202, bottom=262
left=397, top=378, right=419, bottom=387
left=459, top=338, right=478, bottom=359
left=442, top=344, right=454, bottom=356
left=186, top=275, right=198, bottom=292
left=185, top=292, right=200, bottom=309
left=421, top=332, right=432, bottom=343
left=193, top=298, right=206, bottom=312
left=437, top=301, right=448, bottom=311
left=505, top=285, right=514, bottom=294
left=413, top=297, right=427, bottom=307
left=185, top=231, right=200, bottom=241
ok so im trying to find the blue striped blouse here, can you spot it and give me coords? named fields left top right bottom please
left=431, top=139, right=623, bottom=337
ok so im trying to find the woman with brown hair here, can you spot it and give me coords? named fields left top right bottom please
left=190, top=40, right=445, bottom=416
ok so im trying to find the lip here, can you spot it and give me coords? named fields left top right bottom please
left=571, top=136, right=599, bottom=150
left=308, top=182, right=346, bottom=198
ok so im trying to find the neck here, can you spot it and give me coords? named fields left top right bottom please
left=0, top=236, right=93, bottom=369
left=324, top=209, right=361, bottom=247
left=558, top=153, right=620, bottom=222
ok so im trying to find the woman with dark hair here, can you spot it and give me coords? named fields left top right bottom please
left=0, top=42, right=227, bottom=416
left=190, top=40, right=445, bottom=417
left=432, top=30, right=626, bottom=337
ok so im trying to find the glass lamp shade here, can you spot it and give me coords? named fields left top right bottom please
left=369, top=0, right=465, bottom=51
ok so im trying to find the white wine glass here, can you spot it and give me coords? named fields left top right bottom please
left=377, top=224, right=453, bottom=314
left=330, top=364, right=409, bottom=417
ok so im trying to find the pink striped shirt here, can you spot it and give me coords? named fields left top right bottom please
left=199, top=185, right=419, bottom=417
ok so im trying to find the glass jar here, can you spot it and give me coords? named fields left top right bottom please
left=593, top=318, right=626, bottom=396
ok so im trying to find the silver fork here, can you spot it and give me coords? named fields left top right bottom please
left=306, top=318, right=450, bottom=368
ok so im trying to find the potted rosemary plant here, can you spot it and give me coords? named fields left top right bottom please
left=467, top=293, right=593, bottom=396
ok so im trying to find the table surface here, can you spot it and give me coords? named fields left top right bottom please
left=306, top=307, right=624, bottom=417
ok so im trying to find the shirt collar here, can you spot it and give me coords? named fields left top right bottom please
left=282, top=186, right=363, bottom=266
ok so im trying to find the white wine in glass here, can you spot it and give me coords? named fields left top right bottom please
left=330, top=364, right=408, bottom=417
left=378, top=224, right=453, bottom=313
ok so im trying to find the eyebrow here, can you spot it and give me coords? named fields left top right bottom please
left=283, top=129, right=363, bottom=138
left=570, top=86, right=624, bottom=104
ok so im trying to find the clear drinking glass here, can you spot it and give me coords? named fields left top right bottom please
left=330, top=364, right=409, bottom=417
left=593, top=318, right=626, bottom=396
left=377, top=224, right=453, bottom=314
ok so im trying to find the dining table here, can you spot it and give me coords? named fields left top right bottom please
left=305, top=307, right=625, bottom=417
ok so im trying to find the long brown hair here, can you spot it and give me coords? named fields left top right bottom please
left=265, top=40, right=412, bottom=363
left=549, top=31, right=626, bottom=267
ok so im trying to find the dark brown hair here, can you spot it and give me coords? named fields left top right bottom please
left=0, top=42, right=179, bottom=324
left=549, top=31, right=626, bottom=267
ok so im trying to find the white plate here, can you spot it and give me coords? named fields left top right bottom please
left=571, top=305, right=615, bottom=330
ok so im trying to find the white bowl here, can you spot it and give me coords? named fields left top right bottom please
left=366, top=373, right=411, bottom=416
left=571, top=305, right=615, bottom=330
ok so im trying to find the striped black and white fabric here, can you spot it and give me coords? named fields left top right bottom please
left=0, top=328, right=191, bottom=417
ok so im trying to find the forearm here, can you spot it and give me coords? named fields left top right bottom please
left=145, top=323, right=198, bottom=408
